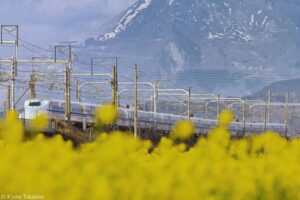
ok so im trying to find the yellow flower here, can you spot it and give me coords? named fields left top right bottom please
left=0, top=110, right=23, bottom=143
left=171, top=121, right=195, bottom=141
left=219, top=109, right=234, bottom=127
left=29, top=113, right=49, bottom=131
left=96, top=103, right=118, bottom=124
left=1, top=105, right=300, bottom=199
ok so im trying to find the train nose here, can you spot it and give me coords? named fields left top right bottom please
left=25, top=108, right=39, bottom=120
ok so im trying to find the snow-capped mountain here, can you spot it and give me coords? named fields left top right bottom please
left=74, top=0, right=300, bottom=96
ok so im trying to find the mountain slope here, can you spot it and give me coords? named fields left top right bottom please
left=74, top=0, right=300, bottom=96
left=249, top=78, right=300, bottom=101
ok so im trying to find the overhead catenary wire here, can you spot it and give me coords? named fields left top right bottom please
left=12, top=32, right=300, bottom=85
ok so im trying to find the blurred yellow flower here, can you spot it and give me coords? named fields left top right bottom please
left=219, top=109, right=234, bottom=127
left=29, top=113, right=49, bottom=131
left=0, top=108, right=299, bottom=199
left=0, top=110, right=23, bottom=143
left=171, top=121, right=195, bottom=141
left=96, top=103, right=118, bottom=124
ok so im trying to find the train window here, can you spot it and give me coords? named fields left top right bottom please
left=29, top=102, right=41, bottom=107
left=71, top=107, right=82, bottom=113
left=51, top=106, right=64, bottom=111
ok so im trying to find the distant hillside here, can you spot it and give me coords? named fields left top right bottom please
left=249, top=78, right=300, bottom=101
left=73, top=0, right=300, bottom=96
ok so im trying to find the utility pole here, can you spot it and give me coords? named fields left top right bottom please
left=153, top=81, right=158, bottom=113
left=188, top=87, right=192, bottom=121
left=151, top=96, right=154, bottom=112
left=91, top=57, right=94, bottom=76
left=264, top=104, right=267, bottom=131
left=15, top=38, right=18, bottom=77
left=267, top=90, right=271, bottom=123
left=10, top=58, right=16, bottom=110
left=65, top=65, right=71, bottom=122
left=217, top=95, right=221, bottom=121
left=76, top=80, right=81, bottom=102
left=205, top=100, right=209, bottom=119
left=111, top=66, right=117, bottom=106
left=66, top=49, right=73, bottom=123
left=3, top=101, right=6, bottom=116
left=115, top=58, right=119, bottom=107
left=285, top=92, right=289, bottom=137
left=242, top=100, right=246, bottom=135
left=250, top=107, right=253, bottom=123
left=286, top=92, right=289, bottom=104
left=29, top=74, right=36, bottom=98
left=180, top=100, right=184, bottom=118
left=134, top=64, right=138, bottom=138
left=7, top=85, right=11, bottom=111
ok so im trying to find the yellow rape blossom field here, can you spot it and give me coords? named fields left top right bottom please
left=0, top=107, right=300, bottom=200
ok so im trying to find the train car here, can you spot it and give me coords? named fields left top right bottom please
left=20, top=99, right=87, bottom=119
left=19, top=98, right=286, bottom=135
left=19, top=99, right=50, bottom=120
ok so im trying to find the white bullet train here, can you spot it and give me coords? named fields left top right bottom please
left=19, top=98, right=286, bottom=134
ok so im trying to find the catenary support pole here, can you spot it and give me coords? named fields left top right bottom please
left=267, top=90, right=271, bottom=123
left=112, top=66, right=117, bottom=106
left=7, top=85, right=11, bottom=111
left=10, top=58, right=15, bottom=110
left=29, top=74, right=36, bottom=98
left=205, top=100, right=209, bottom=119
left=264, top=104, right=267, bottom=131
left=188, top=87, right=192, bottom=121
left=180, top=100, right=184, bottom=118
left=115, top=58, right=119, bottom=107
left=134, top=64, right=138, bottom=138
left=242, top=100, right=246, bottom=135
left=65, top=65, right=71, bottom=122
left=76, top=80, right=81, bottom=102
left=285, top=92, right=289, bottom=137
left=217, top=95, right=221, bottom=121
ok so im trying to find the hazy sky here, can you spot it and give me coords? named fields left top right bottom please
left=0, top=0, right=135, bottom=46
